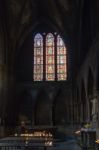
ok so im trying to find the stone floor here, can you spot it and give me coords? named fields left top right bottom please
left=0, top=125, right=83, bottom=150
left=48, top=136, right=82, bottom=150
left=0, top=136, right=82, bottom=150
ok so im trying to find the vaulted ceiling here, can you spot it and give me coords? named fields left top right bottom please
left=5, top=0, right=79, bottom=45
left=1, top=0, right=98, bottom=79
left=1, top=0, right=80, bottom=74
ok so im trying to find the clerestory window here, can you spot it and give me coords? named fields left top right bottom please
left=33, top=33, right=67, bottom=81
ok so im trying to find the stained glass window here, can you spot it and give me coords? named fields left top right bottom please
left=33, top=32, right=67, bottom=81
left=46, top=33, right=55, bottom=81
left=57, top=35, right=67, bottom=80
left=34, top=33, right=43, bottom=81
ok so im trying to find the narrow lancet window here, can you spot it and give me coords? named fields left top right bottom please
left=46, top=33, right=55, bottom=81
left=57, top=35, right=67, bottom=80
left=34, top=33, right=43, bottom=81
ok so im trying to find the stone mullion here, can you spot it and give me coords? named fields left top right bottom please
left=54, top=34, right=57, bottom=81
left=33, top=39, right=34, bottom=80
left=43, top=34, right=46, bottom=81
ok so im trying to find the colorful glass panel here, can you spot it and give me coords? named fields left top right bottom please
left=33, top=33, right=67, bottom=81
left=34, top=33, right=43, bottom=81
left=46, top=33, right=55, bottom=81
left=57, top=35, right=67, bottom=80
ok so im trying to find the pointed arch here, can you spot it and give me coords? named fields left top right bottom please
left=33, top=32, right=67, bottom=81
left=52, top=89, right=67, bottom=125
left=33, top=33, right=43, bottom=81
left=46, top=33, right=55, bottom=80
left=35, top=90, right=51, bottom=125
left=57, top=35, right=67, bottom=80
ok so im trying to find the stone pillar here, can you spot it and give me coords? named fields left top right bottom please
left=80, top=102, right=83, bottom=123
left=87, top=97, right=91, bottom=123
left=96, top=94, right=99, bottom=139
left=91, top=98, right=97, bottom=128
left=0, top=64, right=8, bottom=137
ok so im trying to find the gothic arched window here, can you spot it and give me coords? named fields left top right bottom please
left=33, top=33, right=67, bottom=81
left=57, top=35, right=67, bottom=80
left=34, top=33, right=43, bottom=81
left=46, top=33, right=55, bottom=81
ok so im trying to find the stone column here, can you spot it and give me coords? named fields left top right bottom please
left=91, top=98, right=97, bottom=128
left=96, top=94, right=99, bottom=139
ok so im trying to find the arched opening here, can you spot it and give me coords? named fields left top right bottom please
left=35, top=90, right=51, bottom=125
left=52, top=90, right=67, bottom=126
left=18, top=91, right=33, bottom=126
left=14, top=20, right=70, bottom=83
